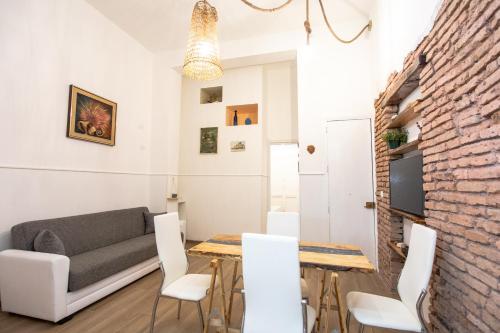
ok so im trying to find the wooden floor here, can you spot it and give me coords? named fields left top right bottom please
left=0, top=242, right=403, bottom=333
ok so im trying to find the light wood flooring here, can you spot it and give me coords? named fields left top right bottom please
left=0, top=242, right=402, bottom=333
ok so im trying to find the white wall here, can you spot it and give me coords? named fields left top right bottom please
left=264, top=62, right=298, bottom=143
left=0, top=0, right=168, bottom=249
left=176, top=61, right=298, bottom=240
left=179, top=66, right=266, bottom=240
left=371, top=0, right=442, bottom=91
left=297, top=31, right=378, bottom=242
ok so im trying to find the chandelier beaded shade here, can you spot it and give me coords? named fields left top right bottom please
left=183, top=0, right=223, bottom=81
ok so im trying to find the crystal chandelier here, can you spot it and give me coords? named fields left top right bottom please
left=183, top=0, right=223, bottom=81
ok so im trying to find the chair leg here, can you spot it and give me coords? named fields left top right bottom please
left=150, top=293, right=160, bottom=333
left=358, top=323, right=364, bottom=333
left=177, top=300, right=182, bottom=319
left=197, top=301, right=205, bottom=333
left=346, top=310, right=351, bottom=333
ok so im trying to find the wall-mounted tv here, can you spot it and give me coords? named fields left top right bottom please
left=390, top=154, right=424, bottom=216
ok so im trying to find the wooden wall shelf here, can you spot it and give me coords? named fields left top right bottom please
left=226, top=104, right=258, bottom=126
left=388, top=241, right=407, bottom=259
left=390, top=208, right=425, bottom=224
left=387, top=100, right=422, bottom=129
left=388, top=139, right=421, bottom=156
left=382, top=54, right=426, bottom=107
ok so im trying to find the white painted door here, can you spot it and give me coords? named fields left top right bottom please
left=269, top=144, right=299, bottom=212
left=326, top=119, right=376, bottom=265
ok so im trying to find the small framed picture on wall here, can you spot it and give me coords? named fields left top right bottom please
left=67, top=85, right=117, bottom=146
left=200, top=127, right=218, bottom=154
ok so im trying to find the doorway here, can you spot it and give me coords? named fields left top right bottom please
left=326, top=119, right=376, bottom=265
left=269, top=143, right=300, bottom=212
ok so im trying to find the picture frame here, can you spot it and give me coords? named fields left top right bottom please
left=67, top=85, right=117, bottom=146
left=200, top=127, right=218, bottom=154
left=230, top=140, right=246, bottom=152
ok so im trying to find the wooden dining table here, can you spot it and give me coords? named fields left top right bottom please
left=187, top=234, right=375, bottom=333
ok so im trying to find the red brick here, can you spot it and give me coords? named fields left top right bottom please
left=465, top=229, right=492, bottom=244
left=456, top=181, right=488, bottom=192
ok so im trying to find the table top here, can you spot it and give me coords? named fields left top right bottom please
left=187, top=234, right=375, bottom=272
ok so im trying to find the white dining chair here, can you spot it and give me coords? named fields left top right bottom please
left=150, top=213, right=214, bottom=333
left=241, top=233, right=316, bottom=333
left=346, top=224, right=437, bottom=332
left=267, top=211, right=310, bottom=300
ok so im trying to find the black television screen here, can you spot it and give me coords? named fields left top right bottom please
left=390, top=154, right=424, bottom=216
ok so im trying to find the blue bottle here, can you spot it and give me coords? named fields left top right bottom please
left=233, top=110, right=238, bottom=126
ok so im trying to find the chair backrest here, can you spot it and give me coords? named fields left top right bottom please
left=154, top=213, right=188, bottom=288
left=398, top=224, right=437, bottom=319
left=266, top=212, right=300, bottom=239
left=242, top=233, right=303, bottom=333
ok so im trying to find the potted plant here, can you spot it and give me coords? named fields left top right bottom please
left=383, top=129, right=401, bottom=149
left=398, top=128, right=409, bottom=145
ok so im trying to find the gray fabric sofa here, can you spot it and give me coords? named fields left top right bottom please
left=11, top=207, right=157, bottom=291
left=0, top=207, right=160, bottom=322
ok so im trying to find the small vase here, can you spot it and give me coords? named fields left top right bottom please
left=245, top=117, right=251, bottom=125
left=388, top=140, right=400, bottom=149
left=233, top=110, right=238, bottom=126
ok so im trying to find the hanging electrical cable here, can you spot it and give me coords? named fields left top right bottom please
left=238, top=0, right=371, bottom=44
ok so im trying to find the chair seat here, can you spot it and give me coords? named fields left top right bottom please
left=306, top=304, right=316, bottom=333
left=301, top=278, right=310, bottom=298
left=346, top=291, right=422, bottom=332
left=161, top=274, right=214, bottom=301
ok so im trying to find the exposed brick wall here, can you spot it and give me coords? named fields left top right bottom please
left=374, top=0, right=499, bottom=332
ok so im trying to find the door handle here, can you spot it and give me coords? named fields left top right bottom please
left=365, top=202, right=376, bottom=209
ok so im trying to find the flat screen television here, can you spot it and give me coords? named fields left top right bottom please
left=390, top=154, right=424, bottom=216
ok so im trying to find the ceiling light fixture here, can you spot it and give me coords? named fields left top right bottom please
left=183, top=0, right=223, bottom=81
left=183, top=0, right=372, bottom=80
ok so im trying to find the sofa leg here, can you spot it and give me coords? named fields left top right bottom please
left=56, top=315, right=73, bottom=325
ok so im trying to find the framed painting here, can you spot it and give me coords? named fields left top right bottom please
left=230, top=140, right=246, bottom=152
left=67, top=85, right=117, bottom=146
left=200, top=127, right=218, bottom=154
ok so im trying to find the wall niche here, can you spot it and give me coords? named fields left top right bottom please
left=200, top=86, right=223, bottom=104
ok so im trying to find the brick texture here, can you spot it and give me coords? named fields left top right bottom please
left=374, top=0, right=500, bottom=332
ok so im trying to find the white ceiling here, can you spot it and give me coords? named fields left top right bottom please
left=86, top=0, right=373, bottom=52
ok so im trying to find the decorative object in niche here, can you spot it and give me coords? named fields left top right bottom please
left=230, top=141, right=246, bottom=152
left=226, top=104, right=258, bottom=126
left=307, top=145, right=315, bottom=154
left=245, top=117, right=252, bottom=125
left=233, top=110, right=238, bottom=126
left=67, top=85, right=117, bottom=146
left=200, top=86, right=223, bottom=104
left=200, top=127, right=218, bottom=154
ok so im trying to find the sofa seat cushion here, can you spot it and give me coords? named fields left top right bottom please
left=69, top=234, right=157, bottom=291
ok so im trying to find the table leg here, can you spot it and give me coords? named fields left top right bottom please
left=323, top=272, right=335, bottom=333
left=204, top=259, right=219, bottom=333
left=333, top=273, right=346, bottom=333
left=216, top=259, right=229, bottom=333
left=227, top=261, right=239, bottom=325
left=316, top=269, right=327, bottom=332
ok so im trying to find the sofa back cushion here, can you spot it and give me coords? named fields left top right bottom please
left=11, top=207, right=149, bottom=257
left=34, top=229, right=66, bottom=255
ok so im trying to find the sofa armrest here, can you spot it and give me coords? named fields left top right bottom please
left=0, top=249, right=70, bottom=322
